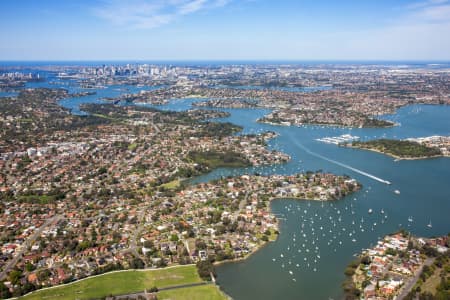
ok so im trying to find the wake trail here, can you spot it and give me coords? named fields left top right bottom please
left=290, top=137, right=391, bottom=185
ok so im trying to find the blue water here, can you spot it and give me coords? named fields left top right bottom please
left=134, top=92, right=450, bottom=300
left=0, top=91, right=18, bottom=98
left=194, top=105, right=450, bottom=300
left=3, top=71, right=450, bottom=300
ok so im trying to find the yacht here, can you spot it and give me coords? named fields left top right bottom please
left=394, top=190, right=400, bottom=195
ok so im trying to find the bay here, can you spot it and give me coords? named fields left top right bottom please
left=12, top=75, right=450, bottom=300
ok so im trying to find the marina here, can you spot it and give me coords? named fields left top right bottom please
left=315, top=134, right=360, bottom=145
left=2, top=75, right=449, bottom=300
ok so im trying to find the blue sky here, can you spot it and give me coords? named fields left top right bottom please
left=1, top=0, right=450, bottom=60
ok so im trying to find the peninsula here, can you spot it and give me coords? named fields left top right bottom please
left=343, top=231, right=449, bottom=300
left=348, top=137, right=450, bottom=160
left=0, top=88, right=360, bottom=298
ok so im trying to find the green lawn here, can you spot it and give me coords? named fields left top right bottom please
left=91, top=113, right=116, bottom=120
left=187, top=150, right=251, bottom=169
left=128, top=142, right=138, bottom=151
left=268, top=228, right=279, bottom=242
left=158, top=284, right=228, bottom=300
left=20, top=265, right=202, bottom=300
left=421, top=268, right=442, bottom=294
left=161, top=179, right=181, bottom=190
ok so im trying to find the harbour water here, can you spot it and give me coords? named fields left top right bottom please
left=6, top=74, right=450, bottom=300
left=194, top=104, right=450, bottom=299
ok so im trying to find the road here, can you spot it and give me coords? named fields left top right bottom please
left=121, top=204, right=149, bottom=267
left=0, top=214, right=63, bottom=281
left=235, top=190, right=249, bottom=218
left=397, top=257, right=435, bottom=300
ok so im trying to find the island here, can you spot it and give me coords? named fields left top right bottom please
left=0, top=88, right=361, bottom=299
left=257, top=109, right=395, bottom=128
left=347, top=138, right=450, bottom=160
left=105, top=86, right=403, bottom=128
left=2, top=62, right=449, bottom=299
left=343, top=231, right=449, bottom=300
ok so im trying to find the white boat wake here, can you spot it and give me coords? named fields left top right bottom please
left=290, top=138, right=391, bottom=185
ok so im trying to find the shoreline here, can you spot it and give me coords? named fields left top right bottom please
left=345, top=144, right=447, bottom=160
left=257, top=119, right=396, bottom=129
left=11, top=194, right=351, bottom=299
left=212, top=195, right=341, bottom=268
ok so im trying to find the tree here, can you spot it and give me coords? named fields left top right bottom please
left=361, top=256, right=371, bottom=265
left=8, top=269, right=22, bottom=285
left=143, top=240, right=154, bottom=249
left=37, top=269, right=51, bottom=282
left=344, top=267, right=355, bottom=276
left=0, top=282, right=11, bottom=299
left=25, top=262, right=36, bottom=272
left=129, top=258, right=145, bottom=269
left=385, top=248, right=397, bottom=256
left=170, top=234, right=179, bottom=242
left=195, top=239, right=207, bottom=250
left=196, top=260, right=216, bottom=281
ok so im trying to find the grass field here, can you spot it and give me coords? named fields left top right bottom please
left=422, top=267, right=442, bottom=294
left=160, top=179, right=181, bottom=190
left=20, top=265, right=202, bottom=300
left=158, top=284, right=228, bottom=300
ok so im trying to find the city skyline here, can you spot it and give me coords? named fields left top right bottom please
left=1, top=0, right=450, bottom=61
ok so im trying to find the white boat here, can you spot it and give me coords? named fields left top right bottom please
left=408, top=216, right=413, bottom=222
left=394, top=190, right=400, bottom=194
left=368, top=209, right=373, bottom=214
left=427, top=221, right=432, bottom=228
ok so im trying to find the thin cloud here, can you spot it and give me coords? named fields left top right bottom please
left=93, top=0, right=232, bottom=29
left=407, top=0, right=448, bottom=9
left=401, top=0, right=450, bottom=23
left=418, top=4, right=450, bottom=21
left=330, top=0, right=450, bottom=60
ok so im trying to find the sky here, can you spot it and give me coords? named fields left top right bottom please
left=1, top=0, right=450, bottom=61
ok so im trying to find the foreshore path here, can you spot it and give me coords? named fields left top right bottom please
left=106, top=281, right=213, bottom=300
